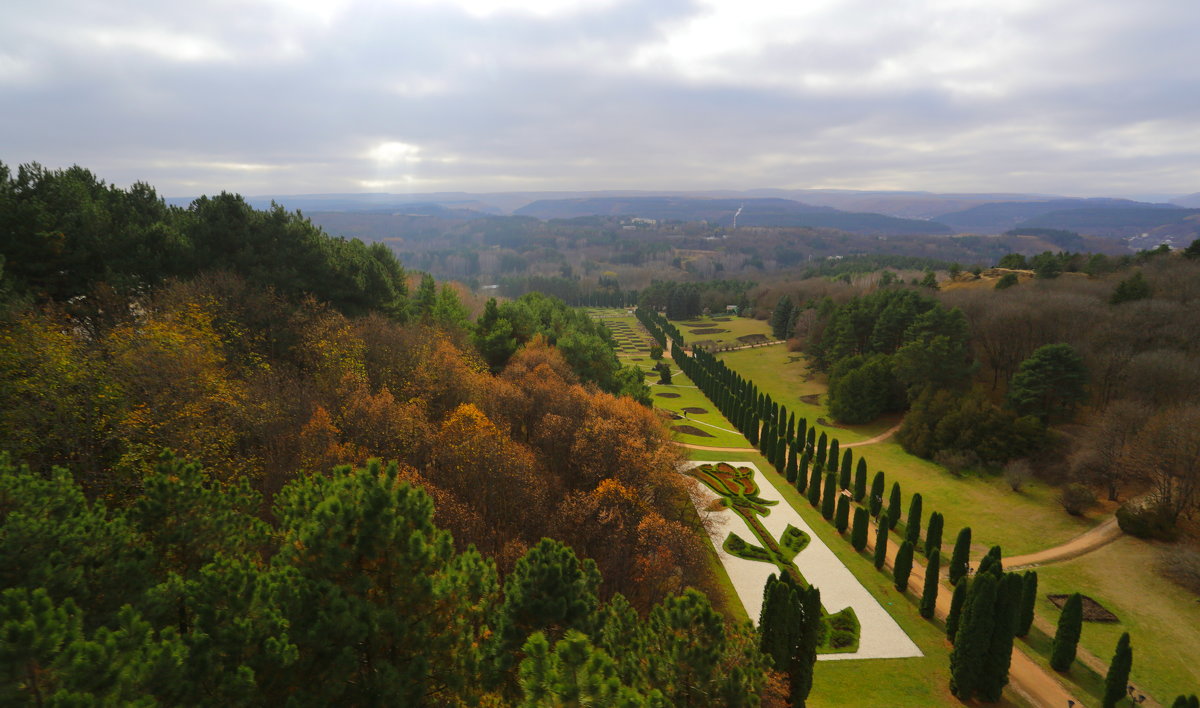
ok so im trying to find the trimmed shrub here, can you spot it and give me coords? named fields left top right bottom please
left=851, top=507, right=869, bottom=551
left=894, top=541, right=914, bottom=593
left=821, top=472, right=837, bottom=520
left=1050, top=593, right=1083, bottom=672
left=835, top=494, right=850, bottom=533
left=905, top=493, right=923, bottom=546
left=1103, top=632, right=1132, bottom=708
left=920, top=550, right=940, bottom=618
left=874, top=523, right=888, bottom=570
left=1117, top=501, right=1178, bottom=541
left=887, top=482, right=902, bottom=530
left=869, top=471, right=885, bottom=517
left=949, top=527, right=972, bottom=585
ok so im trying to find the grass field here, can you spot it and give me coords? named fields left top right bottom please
left=671, top=314, right=776, bottom=349
left=1029, top=537, right=1200, bottom=702
left=651, top=372, right=749, bottom=448
left=718, top=346, right=899, bottom=445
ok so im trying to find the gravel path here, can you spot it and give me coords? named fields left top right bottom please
left=1005, top=516, right=1122, bottom=570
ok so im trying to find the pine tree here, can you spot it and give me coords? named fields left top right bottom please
left=1050, top=593, right=1083, bottom=672
left=853, top=458, right=867, bottom=502
left=851, top=508, right=869, bottom=551
left=924, top=511, right=944, bottom=558
left=949, top=527, right=972, bottom=585
left=1103, top=632, right=1132, bottom=708
left=869, top=471, right=885, bottom=517
left=946, top=580, right=968, bottom=642
left=920, top=550, right=940, bottom=618
left=835, top=495, right=850, bottom=533
left=874, top=523, right=888, bottom=570
left=905, top=493, right=923, bottom=546
left=1016, top=571, right=1037, bottom=637
left=950, top=572, right=998, bottom=700
left=821, top=472, right=837, bottom=520
left=894, top=541, right=914, bottom=593
left=887, top=482, right=902, bottom=530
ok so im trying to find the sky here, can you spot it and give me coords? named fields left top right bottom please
left=3, top=0, right=1199, bottom=199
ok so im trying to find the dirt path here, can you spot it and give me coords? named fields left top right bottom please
left=866, top=518, right=1087, bottom=708
left=674, top=441, right=755, bottom=452
left=844, top=420, right=904, bottom=448
left=1005, top=516, right=1123, bottom=570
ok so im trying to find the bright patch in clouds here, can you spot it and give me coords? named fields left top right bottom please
left=368, top=141, right=422, bottom=164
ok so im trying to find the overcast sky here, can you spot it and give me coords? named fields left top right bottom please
left=3, top=0, right=1199, bottom=199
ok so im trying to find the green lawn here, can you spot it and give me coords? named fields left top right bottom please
left=718, top=346, right=899, bottom=445
left=652, top=371, right=750, bottom=449
left=671, top=314, right=775, bottom=348
left=855, top=442, right=1098, bottom=557
left=1029, top=537, right=1200, bottom=702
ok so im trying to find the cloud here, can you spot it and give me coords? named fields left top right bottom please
left=2, top=0, right=1199, bottom=198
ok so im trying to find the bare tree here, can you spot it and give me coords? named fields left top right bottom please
left=1070, top=401, right=1152, bottom=501
left=1120, top=404, right=1200, bottom=524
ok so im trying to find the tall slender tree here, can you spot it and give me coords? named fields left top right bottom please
left=1016, top=571, right=1037, bottom=637
left=905, top=493, right=923, bottom=546
left=950, top=573, right=998, bottom=700
left=894, top=541, right=914, bottom=593
left=946, top=580, right=968, bottom=642
left=835, top=495, right=850, bottom=533
left=924, top=511, right=944, bottom=558
left=869, top=471, right=885, bottom=518
left=874, top=523, right=888, bottom=570
left=920, top=550, right=941, bottom=618
left=1050, top=593, right=1083, bottom=672
left=853, top=459, right=868, bottom=502
left=839, top=449, right=851, bottom=489
left=887, top=482, right=902, bottom=530
left=949, top=527, right=972, bottom=585
left=821, top=472, right=837, bottom=520
left=851, top=507, right=869, bottom=551
left=1103, top=633, right=1133, bottom=708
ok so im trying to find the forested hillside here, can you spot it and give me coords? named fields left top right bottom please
left=0, top=163, right=773, bottom=705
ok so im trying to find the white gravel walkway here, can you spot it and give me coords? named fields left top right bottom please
left=684, top=460, right=922, bottom=661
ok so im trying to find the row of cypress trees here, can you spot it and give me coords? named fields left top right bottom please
left=758, top=573, right=822, bottom=707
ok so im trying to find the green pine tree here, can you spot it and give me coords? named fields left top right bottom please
left=946, top=580, right=968, bottom=642
left=950, top=573, right=998, bottom=700
left=978, top=572, right=1023, bottom=701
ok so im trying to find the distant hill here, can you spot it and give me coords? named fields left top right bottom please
left=1170, top=192, right=1200, bottom=208
left=514, top=197, right=952, bottom=235
left=934, top=198, right=1179, bottom=234
left=1017, top=206, right=1199, bottom=238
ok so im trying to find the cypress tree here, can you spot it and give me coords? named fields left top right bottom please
left=851, top=507, right=869, bottom=551
left=758, top=572, right=778, bottom=630
left=808, top=461, right=822, bottom=500
left=977, top=546, right=1003, bottom=578
left=1050, top=593, right=1083, bottom=672
left=797, top=453, right=810, bottom=493
left=785, top=444, right=798, bottom=484
left=894, top=541, right=914, bottom=593
left=949, top=527, right=972, bottom=585
left=758, top=576, right=792, bottom=669
left=978, top=572, right=1023, bottom=701
left=789, top=585, right=821, bottom=707
left=786, top=412, right=795, bottom=447
left=839, top=449, right=852, bottom=490
left=805, top=426, right=815, bottom=454
left=814, top=432, right=827, bottom=469
left=887, top=482, right=902, bottom=530
left=920, top=550, right=941, bottom=618
left=835, top=495, right=850, bottom=533
left=924, top=511, right=944, bottom=558
left=829, top=439, right=840, bottom=477
left=806, top=469, right=821, bottom=507
left=905, top=493, right=923, bottom=546
left=853, top=458, right=868, bottom=502
left=950, top=572, right=998, bottom=701
left=869, top=471, right=885, bottom=517
left=946, top=579, right=968, bottom=642
left=1103, top=632, right=1132, bottom=708
left=1016, top=571, right=1037, bottom=637
left=821, top=473, right=837, bottom=520
left=874, top=522, right=888, bottom=570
